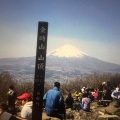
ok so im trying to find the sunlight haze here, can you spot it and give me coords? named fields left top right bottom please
left=0, top=0, right=120, bottom=64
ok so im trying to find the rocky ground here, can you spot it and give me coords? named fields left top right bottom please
left=42, top=101, right=120, bottom=120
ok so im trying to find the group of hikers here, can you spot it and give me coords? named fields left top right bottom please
left=0, top=81, right=120, bottom=120
left=0, top=85, right=32, bottom=120
left=74, top=81, right=120, bottom=104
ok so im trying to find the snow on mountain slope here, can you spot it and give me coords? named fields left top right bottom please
left=47, top=44, right=87, bottom=58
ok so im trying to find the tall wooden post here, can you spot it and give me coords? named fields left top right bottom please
left=32, top=22, right=48, bottom=120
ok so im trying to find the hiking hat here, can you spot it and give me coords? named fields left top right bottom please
left=17, top=93, right=31, bottom=100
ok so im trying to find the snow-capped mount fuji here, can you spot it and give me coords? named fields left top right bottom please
left=46, top=44, right=120, bottom=82
left=47, top=44, right=87, bottom=58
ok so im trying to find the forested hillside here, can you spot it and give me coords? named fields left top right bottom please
left=0, top=71, right=120, bottom=102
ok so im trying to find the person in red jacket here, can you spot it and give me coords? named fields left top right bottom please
left=93, top=89, right=98, bottom=101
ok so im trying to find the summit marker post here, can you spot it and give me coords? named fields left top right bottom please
left=32, top=22, right=48, bottom=120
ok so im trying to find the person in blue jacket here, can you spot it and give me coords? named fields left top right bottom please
left=43, top=82, right=65, bottom=120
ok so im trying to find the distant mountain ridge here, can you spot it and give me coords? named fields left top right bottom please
left=0, top=44, right=120, bottom=82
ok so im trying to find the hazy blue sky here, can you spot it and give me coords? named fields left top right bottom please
left=0, top=0, right=120, bottom=64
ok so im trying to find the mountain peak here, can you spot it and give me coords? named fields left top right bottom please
left=47, top=44, right=87, bottom=58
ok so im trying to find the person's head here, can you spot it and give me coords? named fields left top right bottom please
left=83, top=86, right=85, bottom=89
left=68, top=93, right=72, bottom=97
left=116, top=87, right=119, bottom=92
left=54, top=82, right=60, bottom=89
left=17, top=93, right=32, bottom=105
left=0, top=103, right=8, bottom=115
left=107, top=81, right=110, bottom=85
left=9, top=85, right=14, bottom=90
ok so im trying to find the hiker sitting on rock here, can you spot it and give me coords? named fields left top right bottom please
left=17, top=93, right=32, bottom=120
left=43, top=82, right=65, bottom=120
left=78, top=93, right=91, bottom=112
left=65, top=93, right=74, bottom=109
left=75, top=91, right=82, bottom=102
